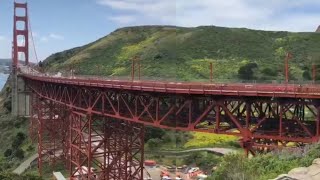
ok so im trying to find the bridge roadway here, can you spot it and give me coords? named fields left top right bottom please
left=21, top=73, right=320, bottom=99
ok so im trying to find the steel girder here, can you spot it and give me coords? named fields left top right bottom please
left=26, top=79, right=320, bottom=155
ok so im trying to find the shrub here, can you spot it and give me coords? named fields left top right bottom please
left=27, top=145, right=34, bottom=152
left=16, top=132, right=26, bottom=141
left=147, top=138, right=162, bottom=150
left=3, top=98, right=12, bottom=112
left=0, top=172, right=42, bottom=180
left=12, top=132, right=26, bottom=149
left=4, top=149, right=12, bottom=157
left=184, top=132, right=238, bottom=149
left=210, top=154, right=257, bottom=180
left=210, top=143, right=320, bottom=180
left=261, top=67, right=277, bottom=77
left=5, top=86, right=11, bottom=95
left=145, top=126, right=165, bottom=142
left=14, top=148, right=25, bottom=160
left=14, top=117, right=27, bottom=128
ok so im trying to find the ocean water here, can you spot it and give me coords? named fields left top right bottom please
left=0, top=73, right=9, bottom=90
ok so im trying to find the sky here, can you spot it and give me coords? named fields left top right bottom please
left=1, top=0, right=320, bottom=61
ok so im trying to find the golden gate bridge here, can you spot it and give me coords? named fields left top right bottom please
left=10, top=2, right=320, bottom=179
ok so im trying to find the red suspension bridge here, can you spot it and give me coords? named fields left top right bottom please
left=9, top=2, right=320, bottom=179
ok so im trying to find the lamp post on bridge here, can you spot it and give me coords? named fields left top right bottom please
left=206, top=58, right=216, bottom=83
left=131, top=56, right=141, bottom=81
left=95, top=65, right=102, bottom=76
left=313, top=63, right=317, bottom=84
left=210, top=62, right=213, bottom=83
left=284, top=52, right=292, bottom=83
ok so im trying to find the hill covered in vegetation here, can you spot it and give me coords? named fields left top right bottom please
left=43, top=25, right=320, bottom=82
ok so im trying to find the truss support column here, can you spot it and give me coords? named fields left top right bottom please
left=87, top=113, right=93, bottom=179
left=246, top=101, right=251, bottom=129
left=214, top=102, right=220, bottom=133
left=29, top=94, right=38, bottom=143
left=34, top=98, right=67, bottom=176
left=317, top=106, right=320, bottom=137
left=279, top=103, right=283, bottom=137
left=69, top=113, right=145, bottom=179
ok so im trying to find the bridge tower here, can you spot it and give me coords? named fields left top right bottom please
left=12, top=2, right=30, bottom=117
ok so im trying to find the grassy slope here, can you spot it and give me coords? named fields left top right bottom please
left=210, top=143, right=320, bottom=180
left=0, top=77, right=36, bottom=172
left=44, top=25, right=320, bottom=82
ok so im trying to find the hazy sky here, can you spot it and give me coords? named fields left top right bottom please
left=1, top=0, right=320, bottom=61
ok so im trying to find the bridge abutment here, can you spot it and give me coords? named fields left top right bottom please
left=12, top=74, right=30, bottom=117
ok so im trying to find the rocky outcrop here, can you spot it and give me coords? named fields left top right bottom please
left=316, top=25, right=320, bottom=32
left=273, top=158, right=320, bottom=180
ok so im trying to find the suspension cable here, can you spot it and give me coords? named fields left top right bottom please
left=28, top=7, right=39, bottom=64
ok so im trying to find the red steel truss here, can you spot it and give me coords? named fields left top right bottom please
left=69, top=112, right=144, bottom=179
left=31, top=91, right=145, bottom=179
left=24, top=77, right=320, bottom=157
left=31, top=96, right=69, bottom=176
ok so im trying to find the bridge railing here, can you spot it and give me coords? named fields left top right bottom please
left=20, top=67, right=320, bottom=95
left=20, top=67, right=319, bottom=85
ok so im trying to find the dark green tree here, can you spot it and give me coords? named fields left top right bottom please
left=303, top=70, right=312, bottom=80
left=14, top=149, right=24, bottom=159
left=238, top=62, right=258, bottom=80
left=12, top=132, right=26, bottom=149
left=144, top=127, right=165, bottom=142
left=4, top=149, right=12, bottom=157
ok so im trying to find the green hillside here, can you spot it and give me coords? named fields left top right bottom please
left=44, top=25, right=320, bottom=82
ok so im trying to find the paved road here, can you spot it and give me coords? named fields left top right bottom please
left=13, top=153, right=38, bottom=175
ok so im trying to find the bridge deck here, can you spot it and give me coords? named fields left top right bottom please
left=22, top=73, right=320, bottom=99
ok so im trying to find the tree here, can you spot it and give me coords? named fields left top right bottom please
left=238, top=62, right=258, bottom=80
left=16, top=132, right=26, bottom=141
left=261, top=67, right=277, bottom=77
left=12, top=132, right=26, bottom=149
left=4, top=149, right=12, bottom=157
left=303, top=70, right=311, bottom=80
left=14, top=149, right=24, bottom=159
left=144, top=127, right=165, bottom=142
left=147, top=138, right=162, bottom=150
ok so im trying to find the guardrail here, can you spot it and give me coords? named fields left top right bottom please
left=19, top=66, right=320, bottom=98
